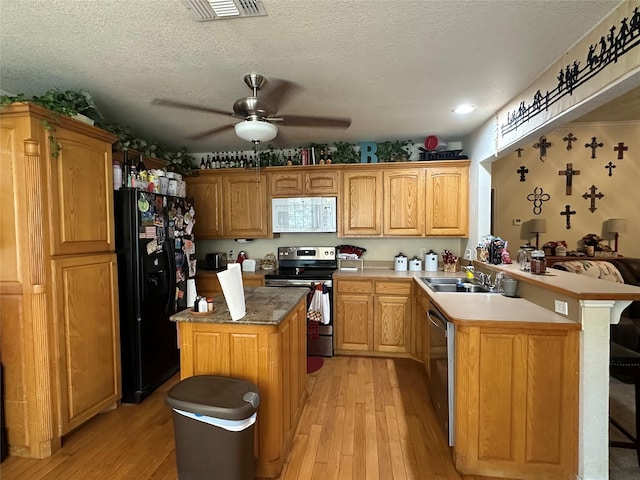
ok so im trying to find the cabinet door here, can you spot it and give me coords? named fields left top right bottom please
left=425, top=166, right=469, bottom=236
left=305, top=170, right=338, bottom=195
left=49, top=126, right=115, bottom=255
left=195, top=274, right=221, bottom=298
left=335, top=294, right=373, bottom=351
left=374, top=295, right=410, bottom=353
left=383, top=169, right=424, bottom=236
left=455, top=326, right=579, bottom=479
left=341, top=170, right=382, bottom=236
left=223, top=173, right=270, bottom=238
left=187, top=175, right=223, bottom=238
left=270, top=172, right=303, bottom=196
left=52, top=253, right=121, bottom=435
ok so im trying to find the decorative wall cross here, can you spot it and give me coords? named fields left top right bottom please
left=533, top=136, right=552, bottom=161
left=605, top=161, right=616, bottom=176
left=560, top=204, right=576, bottom=229
left=527, top=186, right=551, bottom=215
left=585, top=136, right=604, bottom=158
left=515, top=148, right=524, bottom=158
left=517, top=165, right=529, bottom=182
left=563, top=132, right=577, bottom=150
left=582, top=185, right=604, bottom=212
left=614, top=142, right=628, bottom=159
left=558, top=163, right=580, bottom=195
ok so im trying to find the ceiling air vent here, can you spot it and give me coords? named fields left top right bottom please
left=181, top=0, right=267, bottom=21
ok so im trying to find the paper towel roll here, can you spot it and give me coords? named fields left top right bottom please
left=186, top=278, right=197, bottom=308
left=216, top=263, right=246, bottom=321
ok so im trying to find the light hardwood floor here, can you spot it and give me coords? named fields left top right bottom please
left=1, top=357, right=501, bottom=480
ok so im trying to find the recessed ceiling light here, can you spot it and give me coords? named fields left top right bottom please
left=452, top=104, right=477, bottom=114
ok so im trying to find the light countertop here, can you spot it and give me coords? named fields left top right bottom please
left=170, top=286, right=308, bottom=326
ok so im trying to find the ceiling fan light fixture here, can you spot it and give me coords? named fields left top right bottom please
left=234, top=120, right=277, bottom=142
left=452, top=104, right=477, bottom=114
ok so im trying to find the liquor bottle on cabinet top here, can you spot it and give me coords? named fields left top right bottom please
left=200, top=157, right=205, bottom=169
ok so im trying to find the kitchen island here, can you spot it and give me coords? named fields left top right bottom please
left=170, top=287, right=308, bottom=479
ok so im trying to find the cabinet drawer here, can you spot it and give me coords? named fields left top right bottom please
left=336, top=279, right=373, bottom=294
left=375, top=280, right=412, bottom=295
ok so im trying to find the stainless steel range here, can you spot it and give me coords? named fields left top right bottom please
left=264, top=246, right=337, bottom=357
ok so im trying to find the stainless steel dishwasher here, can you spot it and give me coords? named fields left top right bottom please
left=427, top=304, right=455, bottom=446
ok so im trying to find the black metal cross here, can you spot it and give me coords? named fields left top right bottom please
left=614, top=142, right=628, bottom=160
left=517, top=165, right=529, bottom=182
left=605, top=161, right=616, bottom=176
left=582, top=185, right=604, bottom=212
left=558, top=163, right=580, bottom=195
left=563, top=132, right=577, bottom=150
left=527, top=186, right=551, bottom=215
left=585, top=137, right=604, bottom=158
left=515, top=148, right=524, bottom=158
left=560, top=204, right=577, bottom=229
left=533, top=136, right=552, bottom=161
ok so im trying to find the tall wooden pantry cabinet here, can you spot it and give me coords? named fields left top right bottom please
left=0, top=103, right=121, bottom=458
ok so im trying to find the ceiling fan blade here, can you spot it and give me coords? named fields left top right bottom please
left=260, top=79, right=300, bottom=112
left=279, top=114, right=351, bottom=129
left=185, top=124, right=235, bottom=141
left=152, top=98, right=233, bottom=117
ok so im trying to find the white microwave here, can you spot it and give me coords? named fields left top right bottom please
left=272, top=197, right=337, bottom=233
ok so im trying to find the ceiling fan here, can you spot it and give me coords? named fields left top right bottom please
left=151, top=73, right=351, bottom=144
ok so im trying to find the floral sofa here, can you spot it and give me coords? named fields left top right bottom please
left=552, top=258, right=640, bottom=352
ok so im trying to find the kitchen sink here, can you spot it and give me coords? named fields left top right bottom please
left=420, top=277, right=467, bottom=285
left=420, top=277, right=497, bottom=293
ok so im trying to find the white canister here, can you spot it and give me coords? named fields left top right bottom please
left=158, top=176, right=169, bottom=195
left=409, top=257, right=422, bottom=271
left=424, top=250, right=438, bottom=272
left=394, top=253, right=408, bottom=272
left=167, top=179, right=178, bottom=196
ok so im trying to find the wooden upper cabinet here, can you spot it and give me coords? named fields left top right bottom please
left=304, top=170, right=338, bottom=195
left=223, top=172, right=270, bottom=238
left=48, top=125, right=116, bottom=255
left=187, top=174, right=223, bottom=238
left=270, top=168, right=339, bottom=196
left=383, top=169, right=424, bottom=236
left=341, top=169, right=383, bottom=236
left=425, top=166, right=469, bottom=237
left=270, top=172, right=303, bottom=196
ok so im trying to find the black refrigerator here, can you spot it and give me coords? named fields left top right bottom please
left=114, top=188, right=197, bottom=403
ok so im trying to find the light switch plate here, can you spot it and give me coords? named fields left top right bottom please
left=512, top=218, right=522, bottom=226
left=554, top=300, right=568, bottom=315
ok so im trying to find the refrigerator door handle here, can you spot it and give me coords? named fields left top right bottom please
left=165, top=240, right=177, bottom=315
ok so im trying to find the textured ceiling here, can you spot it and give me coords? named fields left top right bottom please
left=0, top=0, right=633, bottom=153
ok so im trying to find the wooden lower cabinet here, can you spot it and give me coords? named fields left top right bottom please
left=412, top=288, right=431, bottom=374
left=52, top=253, right=121, bottom=435
left=334, top=278, right=411, bottom=355
left=454, top=325, right=579, bottom=480
left=177, top=298, right=307, bottom=479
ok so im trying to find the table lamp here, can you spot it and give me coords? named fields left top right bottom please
left=607, top=218, right=627, bottom=253
left=529, top=218, right=547, bottom=249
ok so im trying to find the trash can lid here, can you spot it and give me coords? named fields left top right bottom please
left=165, top=375, right=260, bottom=420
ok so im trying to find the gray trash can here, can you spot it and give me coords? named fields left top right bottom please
left=166, top=375, right=260, bottom=480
